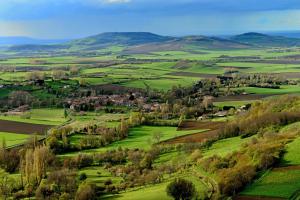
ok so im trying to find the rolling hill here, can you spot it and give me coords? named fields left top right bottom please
left=231, top=32, right=300, bottom=47
left=5, top=32, right=300, bottom=53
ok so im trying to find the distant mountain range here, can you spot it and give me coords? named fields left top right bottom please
left=3, top=32, right=300, bottom=53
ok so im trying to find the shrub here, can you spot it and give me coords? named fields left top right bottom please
left=75, top=182, right=97, bottom=200
left=79, top=173, right=87, bottom=181
left=166, top=178, right=196, bottom=200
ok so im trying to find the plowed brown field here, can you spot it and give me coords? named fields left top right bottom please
left=0, top=120, right=52, bottom=135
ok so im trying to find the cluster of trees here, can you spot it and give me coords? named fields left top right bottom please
left=201, top=131, right=295, bottom=196
left=46, top=114, right=141, bottom=153
left=8, top=91, right=33, bottom=108
left=0, top=142, right=100, bottom=199
left=26, top=71, right=46, bottom=82
left=61, top=146, right=185, bottom=192
left=220, top=96, right=300, bottom=138
left=220, top=111, right=300, bottom=138
left=0, top=65, right=15, bottom=72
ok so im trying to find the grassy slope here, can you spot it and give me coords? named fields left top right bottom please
left=0, top=132, right=31, bottom=147
left=240, top=170, right=300, bottom=198
left=63, top=126, right=203, bottom=157
left=106, top=172, right=208, bottom=200
left=232, top=85, right=300, bottom=95
left=0, top=108, right=66, bottom=125
left=203, top=136, right=252, bottom=158
left=281, top=137, right=300, bottom=166
left=240, top=123, right=300, bottom=198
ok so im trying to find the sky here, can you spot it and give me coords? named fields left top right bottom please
left=0, top=0, right=300, bottom=39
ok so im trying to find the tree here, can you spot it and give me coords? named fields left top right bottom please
left=0, top=169, right=16, bottom=200
left=140, top=154, right=154, bottom=169
left=64, top=108, right=68, bottom=118
left=79, top=78, right=87, bottom=86
left=202, top=96, right=213, bottom=110
left=75, top=182, right=97, bottom=200
left=152, top=131, right=162, bottom=144
left=70, top=66, right=80, bottom=75
left=9, top=91, right=33, bottom=107
left=26, top=71, right=45, bottom=81
left=52, top=70, right=67, bottom=80
left=21, top=146, right=52, bottom=185
left=166, top=178, right=196, bottom=200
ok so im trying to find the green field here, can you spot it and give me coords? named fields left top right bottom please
left=240, top=169, right=300, bottom=198
left=236, top=85, right=300, bottom=95
left=0, top=132, right=31, bottom=147
left=281, top=137, right=300, bottom=166
left=106, top=172, right=208, bottom=200
left=203, top=136, right=252, bottom=158
left=64, top=126, right=204, bottom=156
left=0, top=108, right=67, bottom=125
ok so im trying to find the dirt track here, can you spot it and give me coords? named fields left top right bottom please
left=0, top=119, right=52, bottom=135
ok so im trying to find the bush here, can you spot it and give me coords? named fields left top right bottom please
left=166, top=178, right=196, bottom=200
left=79, top=173, right=87, bottom=181
left=75, top=182, right=97, bottom=200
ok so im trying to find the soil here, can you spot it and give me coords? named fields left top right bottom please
left=0, top=119, right=52, bottom=135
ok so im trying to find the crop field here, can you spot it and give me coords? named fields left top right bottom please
left=0, top=119, right=52, bottom=135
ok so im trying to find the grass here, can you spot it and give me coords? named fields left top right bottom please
left=203, top=136, right=252, bottom=158
left=107, top=182, right=172, bottom=200
left=281, top=136, right=300, bottom=166
left=79, top=167, right=123, bottom=186
left=106, top=171, right=208, bottom=200
left=0, top=108, right=67, bottom=125
left=63, top=126, right=203, bottom=156
left=233, top=85, right=300, bottom=95
left=69, top=113, right=127, bottom=129
left=0, top=132, right=31, bottom=147
left=93, top=126, right=201, bottom=150
left=240, top=169, right=300, bottom=198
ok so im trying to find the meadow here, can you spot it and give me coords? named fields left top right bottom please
left=65, top=126, right=205, bottom=156
left=0, top=132, right=31, bottom=147
left=0, top=108, right=67, bottom=125
left=240, top=170, right=300, bottom=198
